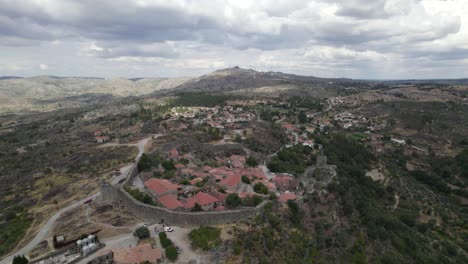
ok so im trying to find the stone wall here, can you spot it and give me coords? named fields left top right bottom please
left=100, top=182, right=267, bottom=226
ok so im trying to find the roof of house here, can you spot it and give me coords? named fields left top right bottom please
left=192, top=192, right=219, bottom=206
left=158, top=194, right=183, bottom=210
left=278, top=192, right=298, bottom=202
left=272, top=174, right=296, bottom=187
left=97, top=244, right=162, bottom=264
left=174, top=163, right=185, bottom=169
left=169, top=148, right=179, bottom=159
left=220, top=173, right=242, bottom=188
left=144, top=178, right=181, bottom=196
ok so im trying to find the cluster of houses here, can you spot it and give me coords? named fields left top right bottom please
left=333, top=111, right=368, bottom=129
left=171, top=106, right=256, bottom=129
left=280, top=123, right=315, bottom=147
left=137, top=150, right=301, bottom=211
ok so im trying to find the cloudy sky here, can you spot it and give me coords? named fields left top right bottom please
left=0, top=0, right=467, bottom=79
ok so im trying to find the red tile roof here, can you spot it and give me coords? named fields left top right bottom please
left=144, top=178, right=181, bottom=197
left=220, top=173, right=242, bottom=189
left=158, top=194, right=183, bottom=210
left=192, top=192, right=219, bottom=205
left=174, top=163, right=185, bottom=169
left=169, top=148, right=179, bottom=159
left=97, top=244, right=162, bottom=264
left=183, top=192, right=220, bottom=209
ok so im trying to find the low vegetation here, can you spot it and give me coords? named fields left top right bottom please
left=267, top=145, right=314, bottom=175
left=133, top=226, right=150, bottom=239
left=124, top=186, right=155, bottom=205
left=189, top=226, right=221, bottom=250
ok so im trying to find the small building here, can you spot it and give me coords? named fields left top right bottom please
left=76, top=235, right=99, bottom=256
left=91, top=244, right=162, bottom=264
left=391, top=138, right=406, bottom=145
left=144, top=178, right=182, bottom=197
left=95, top=136, right=110, bottom=143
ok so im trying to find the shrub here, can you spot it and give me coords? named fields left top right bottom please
left=241, top=175, right=251, bottom=184
left=133, top=226, right=150, bottom=239
left=192, top=203, right=203, bottom=212
left=189, top=226, right=221, bottom=250
left=165, top=245, right=178, bottom=261
left=242, top=195, right=263, bottom=207
left=12, top=255, right=28, bottom=264
left=162, top=160, right=176, bottom=171
left=253, top=182, right=268, bottom=195
left=226, top=193, right=241, bottom=208
left=246, top=156, right=258, bottom=167
left=159, top=232, right=173, bottom=248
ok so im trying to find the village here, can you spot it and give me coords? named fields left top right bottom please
left=5, top=94, right=420, bottom=264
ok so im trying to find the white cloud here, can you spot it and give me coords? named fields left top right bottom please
left=39, top=64, right=49, bottom=70
left=0, top=0, right=467, bottom=78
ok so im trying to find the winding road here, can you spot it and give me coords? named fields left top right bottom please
left=0, top=136, right=154, bottom=264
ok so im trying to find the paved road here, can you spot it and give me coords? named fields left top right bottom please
left=0, top=136, right=155, bottom=264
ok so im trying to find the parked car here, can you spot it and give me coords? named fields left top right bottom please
left=143, top=222, right=150, bottom=227
left=132, top=181, right=136, bottom=186
left=176, top=246, right=181, bottom=254
left=164, top=226, right=174, bottom=232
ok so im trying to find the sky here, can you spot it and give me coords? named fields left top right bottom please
left=0, top=0, right=467, bottom=79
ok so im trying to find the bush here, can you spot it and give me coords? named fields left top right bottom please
left=189, top=226, right=221, bottom=250
left=253, top=182, right=268, bottom=195
left=165, top=245, right=178, bottom=261
left=133, top=226, right=150, bottom=239
left=192, top=203, right=203, bottom=212
left=124, top=186, right=155, bottom=205
left=241, top=175, right=251, bottom=184
left=225, top=193, right=241, bottom=208
left=159, top=232, right=173, bottom=248
left=246, top=156, right=258, bottom=167
left=13, top=255, right=28, bottom=264
left=162, top=160, right=176, bottom=171
left=242, top=195, right=263, bottom=207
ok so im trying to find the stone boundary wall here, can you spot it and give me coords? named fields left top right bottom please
left=100, top=182, right=267, bottom=226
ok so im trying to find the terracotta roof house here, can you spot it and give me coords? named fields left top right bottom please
left=220, top=173, right=242, bottom=191
left=158, top=194, right=183, bottom=210
left=272, top=174, right=299, bottom=192
left=94, top=244, right=162, bottom=264
left=183, top=192, right=222, bottom=210
left=169, top=148, right=179, bottom=160
left=174, top=163, right=185, bottom=170
left=95, top=136, right=110, bottom=143
left=281, top=123, right=296, bottom=132
left=144, top=178, right=182, bottom=197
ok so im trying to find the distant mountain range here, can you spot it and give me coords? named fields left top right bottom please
left=1, top=67, right=467, bottom=114
left=0, top=76, right=191, bottom=113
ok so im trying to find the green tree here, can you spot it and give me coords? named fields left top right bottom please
left=12, top=256, right=28, bottom=264
left=133, top=226, right=150, bottom=239
left=162, top=160, right=176, bottom=171
left=159, top=232, right=173, bottom=248
left=246, top=156, right=258, bottom=167
left=298, top=111, right=308, bottom=123
left=253, top=182, right=268, bottom=195
left=241, top=175, right=251, bottom=184
left=226, top=193, right=241, bottom=208
left=165, top=245, right=178, bottom=261
left=192, top=203, right=203, bottom=212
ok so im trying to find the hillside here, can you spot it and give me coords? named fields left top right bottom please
left=0, top=76, right=191, bottom=114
